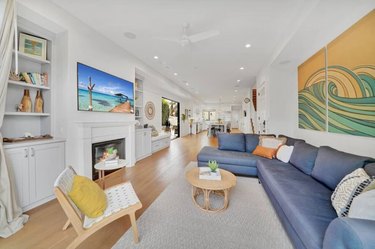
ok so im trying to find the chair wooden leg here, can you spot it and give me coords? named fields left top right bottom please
left=63, top=219, right=70, bottom=230
left=129, top=212, right=139, bottom=244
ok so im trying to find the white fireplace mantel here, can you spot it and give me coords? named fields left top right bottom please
left=75, top=121, right=136, bottom=178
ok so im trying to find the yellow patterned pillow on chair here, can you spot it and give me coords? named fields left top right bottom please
left=68, top=175, right=107, bottom=218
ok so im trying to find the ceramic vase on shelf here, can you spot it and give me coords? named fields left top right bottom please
left=34, top=90, right=44, bottom=113
left=20, top=89, right=32, bottom=112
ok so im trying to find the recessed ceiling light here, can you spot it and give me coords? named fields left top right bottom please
left=185, top=82, right=189, bottom=86
left=240, top=67, right=244, bottom=70
left=237, top=80, right=241, bottom=82
left=234, top=89, right=238, bottom=92
left=124, top=32, right=136, bottom=39
left=153, top=56, right=159, bottom=59
left=174, top=72, right=178, bottom=76
left=245, top=43, right=251, bottom=48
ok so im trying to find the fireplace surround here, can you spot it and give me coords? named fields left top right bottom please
left=75, top=121, right=136, bottom=179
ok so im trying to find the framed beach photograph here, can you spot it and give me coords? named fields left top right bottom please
left=77, top=63, right=134, bottom=113
left=19, top=33, right=47, bottom=60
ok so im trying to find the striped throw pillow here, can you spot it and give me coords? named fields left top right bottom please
left=331, top=168, right=373, bottom=217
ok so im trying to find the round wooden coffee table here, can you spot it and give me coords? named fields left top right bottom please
left=185, top=167, right=236, bottom=212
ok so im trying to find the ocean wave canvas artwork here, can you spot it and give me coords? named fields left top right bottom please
left=298, top=48, right=326, bottom=132
left=297, top=10, right=375, bottom=137
left=77, top=63, right=134, bottom=113
left=326, top=11, right=375, bottom=137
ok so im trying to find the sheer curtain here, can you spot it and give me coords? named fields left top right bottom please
left=0, top=0, right=28, bottom=238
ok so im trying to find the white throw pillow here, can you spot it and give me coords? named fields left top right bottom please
left=348, top=190, right=375, bottom=221
left=331, top=168, right=373, bottom=217
left=276, top=145, right=294, bottom=163
left=260, top=137, right=285, bottom=149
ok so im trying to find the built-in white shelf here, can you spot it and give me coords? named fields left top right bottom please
left=5, top=112, right=50, bottom=117
left=13, top=50, right=50, bottom=64
left=8, top=80, right=50, bottom=90
left=135, top=89, right=143, bottom=93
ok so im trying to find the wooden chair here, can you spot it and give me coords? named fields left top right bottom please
left=54, top=166, right=142, bottom=249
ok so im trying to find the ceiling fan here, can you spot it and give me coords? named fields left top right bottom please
left=154, top=23, right=220, bottom=47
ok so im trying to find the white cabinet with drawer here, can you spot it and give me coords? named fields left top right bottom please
left=4, top=139, right=65, bottom=211
left=151, top=133, right=171, bottom=153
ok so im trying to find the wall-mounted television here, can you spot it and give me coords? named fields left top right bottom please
left=77, top=63, right=134, bottom=113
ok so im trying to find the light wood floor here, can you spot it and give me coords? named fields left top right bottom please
left=0, top=131, right=221, bottom=249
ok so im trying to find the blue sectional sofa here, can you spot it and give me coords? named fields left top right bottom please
left=197, top=133, right=375, bottom=249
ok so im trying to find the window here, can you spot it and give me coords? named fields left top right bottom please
left=203, top=111, right=216, bottom=121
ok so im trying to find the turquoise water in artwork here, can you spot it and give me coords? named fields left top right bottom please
left=77, top=63, right=135, bottom=112
left=78, top=89, right=134, bottom=112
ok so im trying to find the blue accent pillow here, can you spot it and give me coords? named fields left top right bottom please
left=289, top=141, right=318, bottom=175
left=244, top=134, right=259, bottom=152
left=218, top=133, right=246, bottom=152
left=311, top=146, right=373, bottom=190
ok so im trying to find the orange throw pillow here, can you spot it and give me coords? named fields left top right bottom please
left=252, top=145, right=277, bottom=159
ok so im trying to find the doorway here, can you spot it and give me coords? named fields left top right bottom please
left=162, top=97, right=180, bottom=139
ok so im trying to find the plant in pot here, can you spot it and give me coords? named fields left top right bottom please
left=208, top=160, right=219, bottom=173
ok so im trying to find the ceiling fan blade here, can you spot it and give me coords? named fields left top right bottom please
left=188, top=30, right=220, bottom=43
left=153, top=37, right=180, bottom=43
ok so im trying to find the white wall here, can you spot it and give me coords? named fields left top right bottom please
left=16, top=0, right=197, bottom=171
left=256, top=3, right=375, bottom=157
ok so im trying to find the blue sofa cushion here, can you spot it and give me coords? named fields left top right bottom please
left=257, top=159, right=337, bottom=249
left=311, top=146, right=374, bottom=190
left=244, top=134, right=259, bottom=152
left=289, top=141, right=318, bottom=175
left=198, top=161, right=258, bottom=176
left=278, top=134, right=305, bottom=146
left=323, top=218, right=375, bottom=249
left=364, top=163, right=375, bottom=177
left=217, top=133, right=246, bottom=152
left=197, top=146, right=264, bottom=167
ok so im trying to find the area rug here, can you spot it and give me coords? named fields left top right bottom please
left=112, top=162, right=292, bottom=249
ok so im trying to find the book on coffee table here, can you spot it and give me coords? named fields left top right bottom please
left=199, top=167, right=221, bottom=180
left=105, top=159, right=119, bottom=167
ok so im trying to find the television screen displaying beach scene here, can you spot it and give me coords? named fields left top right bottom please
left=77, top=63, right=134, bottom=113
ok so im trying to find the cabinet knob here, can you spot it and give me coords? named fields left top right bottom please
left=24, top=148, right=28, bottom=158
left=31, top=148, right=35, bottom=157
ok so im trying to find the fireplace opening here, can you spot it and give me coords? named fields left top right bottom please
left=92, top=138, right=125, bottom=180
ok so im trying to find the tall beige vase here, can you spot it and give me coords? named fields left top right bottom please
left=21, top=89, right=32, bottom=112
left=34, top=90, right=44, bottom=113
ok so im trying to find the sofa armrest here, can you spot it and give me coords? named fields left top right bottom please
left=323, top=217, right=375, bottom=249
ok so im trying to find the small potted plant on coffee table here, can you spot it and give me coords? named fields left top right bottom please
left=208, top=160, right=219, bottom=173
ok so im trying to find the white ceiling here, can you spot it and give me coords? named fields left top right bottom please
left=49, top=0, right=317, bottom=104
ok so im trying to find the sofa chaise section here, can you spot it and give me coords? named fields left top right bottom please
left=197, top=146, right=264, bottom=176
left=197, top=133, right=271, bottom=176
